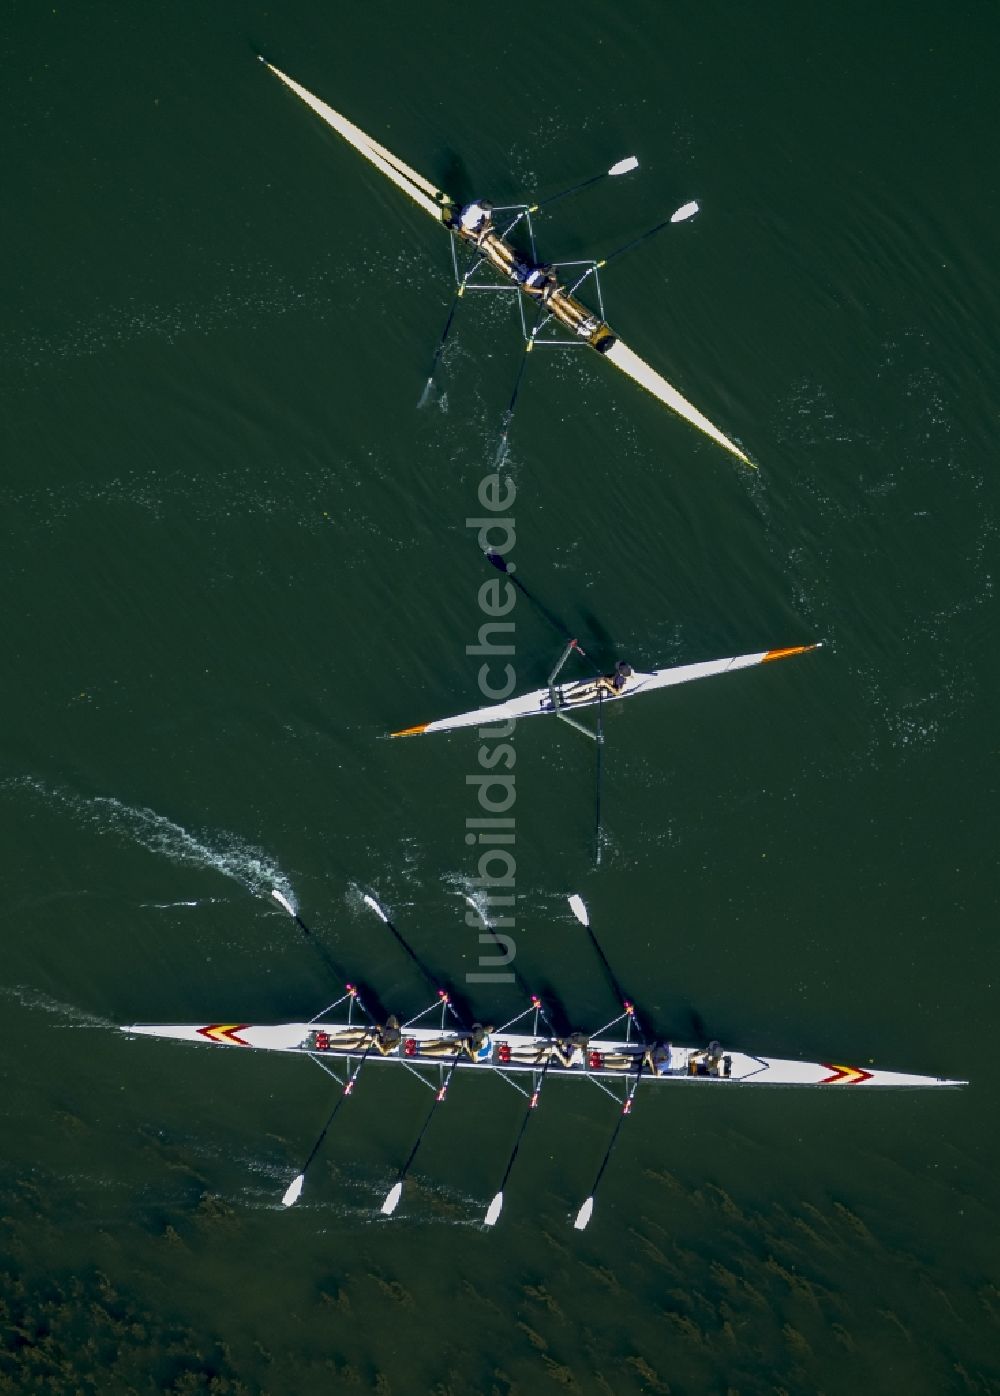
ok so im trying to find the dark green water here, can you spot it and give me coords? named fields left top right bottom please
left=3, top=2, right=998, bottom=1392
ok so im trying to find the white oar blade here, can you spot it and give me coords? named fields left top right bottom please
left=670, top=200, right=699, bottom=223
left=363, top=893, right=388, bottom=923
left=381, top=1181, right=403, bottom=1216
left=281, top=1174, right=305, bottom=1208
left=484, top=1192, right=504, bottom=1228
left=568, top=894, right=589, bottom=927
left=271, top=889, right=296, bottom=918
left=573, top=1196, right=595, bottom=1231
left=608, top=156, right=639, bottom=177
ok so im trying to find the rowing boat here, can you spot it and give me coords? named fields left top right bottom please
left=260, top=59, right=751, bottom=465
left=121, top=890, right=964, bottom=1226
left=391, top=642, right=819, bottom=738
left=121, top=1017, right=963, bottom=1089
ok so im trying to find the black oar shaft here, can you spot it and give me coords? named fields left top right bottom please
left=597, top=217, right=672, bottom=270
left=398, top=1052, right=462, bottom=1179
left=301, top=1047, right=370, bottom=1172
left=282, top=905, right=377, bottom=1023
left=589, top=1063, right=643, bottom=1194
left=497, top=1102, right=534, bottom=1192
left=424, top=293, right=461, bottom=384
left=367, top=897, right=462, bottom=1023
left=484, top=554, right=601, bottom=675
left=530, top=170, right=607, bottom=212
left=584, top=923, right=646, bottom=1041
left=594, top=693, right=605, bottom=867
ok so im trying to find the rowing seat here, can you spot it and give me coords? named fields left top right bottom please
left=497, top=1042, right=511, bottom=1064
left=404, top=1038, right=417, bottom=1057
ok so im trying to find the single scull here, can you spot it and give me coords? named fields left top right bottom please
left=391, top=642, right=819, bottom=738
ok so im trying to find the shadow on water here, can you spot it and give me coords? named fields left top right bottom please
left=436, top=149, right=473, bottom=204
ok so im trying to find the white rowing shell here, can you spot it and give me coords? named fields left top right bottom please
left=391, top=644, right=819, bottom=738
left=260, top=62, right=753, bottom=465
left=120, top=1020, right=964, bottom=1088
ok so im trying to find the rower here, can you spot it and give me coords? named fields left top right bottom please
left=457, top=200, right=493, bottom=240
left=374, top=1015, right=402, bottom=1056
left=466, top=1022, right=495, bottom=1063
left=552, top=1032, right=588, bottom=1068
left=642, top=1042, right=673, bottom=1076
left=515, top=262, right=557, bottom=300
left=688, top=1040, right=725, bottom=1077
left=597, top=661, right=633, bottom=698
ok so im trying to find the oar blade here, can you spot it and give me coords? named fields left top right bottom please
left=363, top=893, right=388, bottom=923
left=381, top=1181, right=404, bottom=1216
left=484, top=1192, right=504, bottom=1228
left=573, top=1196, right=595, bottom=1231
left=271, top=889, right=296, bottom=918
left=670, top=200, right=699, bottom=223
left=568, top=894, right=589, bottom=926
left=281, top=1174, right=305, bottom=1208
left=609, top=156, right=639, bottom=176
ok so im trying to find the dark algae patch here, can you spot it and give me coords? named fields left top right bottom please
left=0, top=1264, right=246, bottom=1395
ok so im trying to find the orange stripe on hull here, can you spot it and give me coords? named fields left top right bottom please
left=390, top=724, right=429, bottom=739
left=762, top=644, right=819, bottom=663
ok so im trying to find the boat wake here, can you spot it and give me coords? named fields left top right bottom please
left=3, top=777, right=296, bottom=904
left=139, top=898, right=229, bottom=910
left=0, top=983, right=112, bottom=1031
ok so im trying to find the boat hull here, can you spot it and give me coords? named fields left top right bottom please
left=390, top=644, right=819, bottom=738
left=121, top=1021, right=964, bottom=1088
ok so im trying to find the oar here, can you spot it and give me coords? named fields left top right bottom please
left=281, top=1036, right=377, bottom=1208
left=418, top=290, right=462, bottom=407
left=495, top=293, right=557, bottom=464
left=484, top=553, right=601, bottom=675
left=462, top=894, right=554, bottom=1032
left=563, top=200, right=701, bottom=302
left=483, top=1052, right=555, bottom=1227
left=495, top=342, right=532, bottom=465
left=381, top=1048, right=464, bottom=1216
left=271, top=889, right=359, bottom=993
left=271, top=888, right=313, bottom=937
left=594, top=692, right=605, bottom=868
left=566, top=892, right=648, bottom=1229
left=573, top=1058, right=644, bottom=1231
left=362, top=893, right=461, bottom=1023
left=529, top=156, right=640, bottom=213
left=599, top=199, right=699, bottom=268
left=567, top=894, right=645, bottom=1040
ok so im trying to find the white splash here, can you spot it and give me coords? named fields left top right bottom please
left=4, top=777, right=295, bottom=902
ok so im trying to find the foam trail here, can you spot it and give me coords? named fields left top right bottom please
left=0, top=984, right=111, bottom=1031
left=4, top=778, right=295, bottom=903
left=140, top=898, right=227, bottom=910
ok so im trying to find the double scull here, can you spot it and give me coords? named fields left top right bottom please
left=260, top=58, right=752, bottom=465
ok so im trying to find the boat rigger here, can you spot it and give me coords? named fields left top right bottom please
left=260, top=58, right=752, bottom=466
